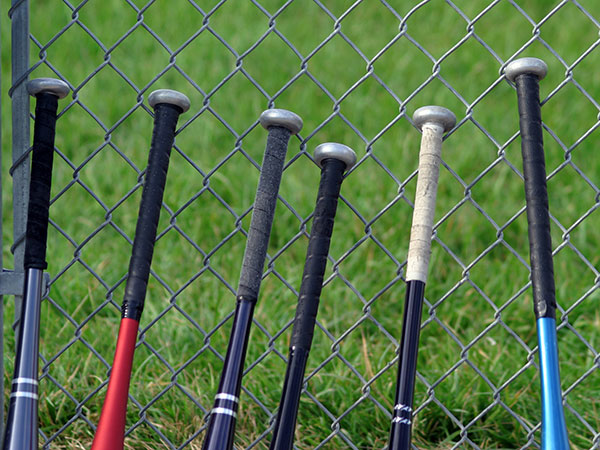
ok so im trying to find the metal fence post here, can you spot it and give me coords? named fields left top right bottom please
left=9, top=0, right=30, bottom=327
left=0, top=7, right=3, bottom=441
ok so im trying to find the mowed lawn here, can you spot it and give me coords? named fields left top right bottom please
left=2, top=0, right=600, bottom=448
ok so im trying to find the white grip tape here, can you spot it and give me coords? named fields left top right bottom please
left=405, top=123, right=444, bottom=283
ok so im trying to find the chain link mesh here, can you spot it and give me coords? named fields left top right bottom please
left=6, top=0, right=600, bottom=449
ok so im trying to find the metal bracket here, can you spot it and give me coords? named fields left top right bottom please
left=0, top=269, right=51, bottom=296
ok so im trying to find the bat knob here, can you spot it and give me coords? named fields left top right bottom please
left=412, top=106, right=456, bottom=132
left=505, top=57, right=548, bottom=82
left=314, top=142, right=357, bottom=171
left=27, top=78, right=70, bottom=99
left=259, top=109, right=303, bottom=135
left=148, top=89, right=191, bottom=113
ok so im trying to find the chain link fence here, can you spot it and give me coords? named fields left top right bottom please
left=5, top=0, right=600, bottom=448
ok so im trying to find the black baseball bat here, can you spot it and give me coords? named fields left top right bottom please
left=91, top=89, right=190, bottom=450
left=201, top=109, right=303, bottom=450
left=3, top=78, right=69, bottom=450
left=505, top=56, right=570, bottom=450
left=388, top=105, right=456, bottom=450
left=268, top=142, right=356, bottom=450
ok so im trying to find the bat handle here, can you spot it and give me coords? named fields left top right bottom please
left=23, top=78, right=69, bottom=270
left=289, top=143, right=356, bottom=352
left=3, top=78, right=69, bottom=450
left=236, top=109, right=303, bottom=301
left=121, top=89, right=190, bottom=322
left=405, top=106, right=455, bottom=284
left=506, top=57, right=555, bottom=321
left=269, top=143, right=356, bottom=450
left=389, top=106, right=455, bottom=450
left=91, top=89, right=189, bottom=450
left=201, top=109, right=302, bottom=450
left=506, top=57, right=570, bottom=450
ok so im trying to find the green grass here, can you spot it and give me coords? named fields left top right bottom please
left=2, top=0, right=600, bottom=448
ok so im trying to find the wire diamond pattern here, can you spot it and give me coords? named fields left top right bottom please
left=6, top=0, right=600, bottom=449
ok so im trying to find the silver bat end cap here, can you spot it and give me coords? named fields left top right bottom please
left=505, top=57, right=548, bottom=82
left=413, top=106, right=456, bottom=132
left=314, top=143, right=357, bottom=171
left=148, top=89, right=191, bottom=112
left=27, top=78, right=70, bottom=99
left=259, top=109, right=303, bottom=135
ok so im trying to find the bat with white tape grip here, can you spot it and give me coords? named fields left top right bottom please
left=90, top=89, right=190, bottom=450
left=268, top=142, right=356, bottom=450
left=201, top=109, right=303, bottom=450
left=388, top=105, right=456, bottom=450
left=505, top=57, right=570, bottom=450
left=3, top=78, right=69, bottom=450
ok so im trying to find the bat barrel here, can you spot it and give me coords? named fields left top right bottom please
left=201, top=109, right=302, bottom=450
left=538, top=318, right=570, bottom=449
left=3, top=269, right=44, bottom=450
left=3, top=78, right=68, bottom=450
left=91, top=89, right=189, bottom=450
left=506, top=57, right=570, bottom=450
left=268, top=346, right=309, bottom=450
left=388, top=280, right=425, bottom=449
left=269, top=143, right=355, bottom=450
left=388, top=106, right=455, bottom=450
left=201, top=298, right=254, bottom=450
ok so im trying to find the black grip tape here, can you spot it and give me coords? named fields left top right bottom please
left=122, top=103, right=182, bottom=320
left=515, top=74, right=556, bottom=320
left=24, top=92, right=60, bottom=270
left=237, top=126, right=292, bottom=301
left=291, top=158, right=346, bottom=351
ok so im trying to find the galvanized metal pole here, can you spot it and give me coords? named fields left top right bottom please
left=8, top=1, right=31, bottom=443
left=0, top=1, right=4, bottom=440
left=10, top=0, right=30, bottom=326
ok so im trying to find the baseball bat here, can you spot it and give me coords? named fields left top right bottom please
left=268, top=143, right=356, bottom=450
left=506, top=57, right=570, bottom=450
left=90, top=89, right=190, bottom=450
left=388, top=106, right=456, bottom=450
left=3, top=78, right=69, bottom=450
left=201, top=109, right=303, bottom=450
